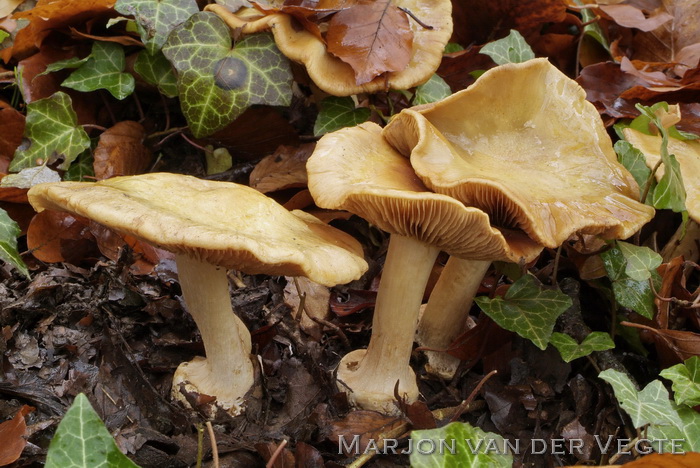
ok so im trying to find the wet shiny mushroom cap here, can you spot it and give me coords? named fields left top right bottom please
left=307, top=122, right=543, bottom=263
left=28, top=173, right=368, bottom=286
left=206, top=0, right=452, bottom=96
left=383, top=58, right=655, bottom=247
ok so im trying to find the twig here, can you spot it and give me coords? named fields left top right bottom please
left=346, top=422, right=411, bottom=468
left=448, top=369, right=497, bottom=423
left=265, top=439, right=288, bottom=468
left=307, top=314, right=351, bottom=348
left=293, top=277, right=307, bottom=320
left=133, top=90, right=145, bottom=122
left=181, top=132, right=212, bottom=154
left=551, top=245, right=562, bottom=286
left=206, top=421, right=219, bottom=468
left=196, top=424, right=204, bottom=468
left=398, top=7, right=434, bottom=29
left=82, top=124, right=107, bottom=132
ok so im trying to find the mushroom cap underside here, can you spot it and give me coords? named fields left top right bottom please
left=28, top=173, right=368, bottom=287
left=307, top=122, right=543, bottom=263
left=382, top=58, right=655, bottom=247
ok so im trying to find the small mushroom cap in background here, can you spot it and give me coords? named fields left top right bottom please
left=383, top=58, right=655, bottom=248
left=206, top=0, right=452, bottom=96
left=28, top=173, right=368, bottom=287
left=623, top=128, right=700, bottom=221
left=307, top=122, right=543, bottom=263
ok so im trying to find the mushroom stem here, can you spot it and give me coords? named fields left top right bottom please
left=336, top=235, right=439, bottom=414
left=172, top=254, right=254, bottom=415
left=417, top=257, right=490, bottom=379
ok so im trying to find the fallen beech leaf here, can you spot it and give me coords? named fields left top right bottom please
left=600, top=4, right=672, bottom=32
left=623, top=321, right=700, bottom=365
left=0, top=405, right=34, bottom=466
left=249, top=143, right=313, bottom=193
left=326, top=0, right=413, bottom=85
left=284, top=275, right=330, bottom=339
left=93, top=121, right=151, bottom=180
left=89, top=222, right=169, bottom=275
left=254, top=441, right=295, bottom=468
left=27, top=211, right=96, bottom=263
left=281, top=189, right=314, bottom=210
left=620, top=56, right=678, bottom=87
left=326, top=410, right=407, bottom=455
left=0, top=177, right=27, bottom=203
left=0, top=103, right=25, bottom=166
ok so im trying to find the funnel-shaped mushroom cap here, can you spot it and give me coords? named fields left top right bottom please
left=206, top=1, right=452, bottom=96
left=383, top=58, right=655, bottom=248
left=28, top=173, right=367, bottom=286
left=307, top=122, right=543, bottom=262
left=623, top=128, right=700, bottom=221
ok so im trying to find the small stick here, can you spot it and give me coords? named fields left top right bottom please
left=398, top=7, right=434, bottom=29
left=205, top=421, right=219, bottom=468
left=448, top=369, right=497, bottom=423
left=196, top=424, right=204, bottom=468
left=265, top=439, right=288, bottom=468
left=82, top=124, right=108, bottom=132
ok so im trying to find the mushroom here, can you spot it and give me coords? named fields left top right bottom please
left=205, top=0, right=452, bottom=96
left=382, top=58, right=655, bottom=377
left=27, top=173, right=368, bottom=415
left=306, top=122, right=542, bottom=413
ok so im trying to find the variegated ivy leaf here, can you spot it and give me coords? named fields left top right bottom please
left=660, top=356, right=700, bottom=407
left=64, top=151, right=95, bottom=181
left=617, top=241, right=662, bottom=281
left=10, top=92, right=90, bottom=171
left=39, top=55, right=90, bottom=76
left=475, top=275, right=572, bottom=350
left=614, top=140, right=654, bottom=202
left=413, top=73, right=451, bottom=105
left=0, top=208, right=29, bottom=278
left=480, top=29, right=535, bottom=65
left=115, top=0, right=199, bottom=54
left=0, top=165, right=61, bottom=188
left=163, top=12, right=292, bottom=137
left=549, top=332, right=615, bottom=362
left=134, top=50, right=178, bottom=97
left=313, top=96, right=371, bottom=137
left=61, top=42, right=135, bottom=100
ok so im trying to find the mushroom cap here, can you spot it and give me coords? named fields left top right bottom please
left=307, top=122, right=543, bottom=263
left=206, top=0, right=452, bottom=96
left=382, top=58, right=655, bottom=248
left=623, top=128, right=700, bottom=221
left=27, top=173, right=368, bottom=287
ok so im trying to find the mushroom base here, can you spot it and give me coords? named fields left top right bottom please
left=336, top=349, right=419, bottom=415
left=171, top=355, right=255, bottom=417
left=424, top=352, right=461, bottom=380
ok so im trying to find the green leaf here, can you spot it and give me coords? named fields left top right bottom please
left=601, top=245, right=626, bottom=281
left=1, top=165, right=61, bottom=188
left=616, top=241, right=662, bottom=281
left=61, top=42, right=135, bottom=100
left=313, top=96, right=371, bottom=137
left=612, top=275, right=657, bottom=319
left=64, top=150, right=95, bottom=181
left=10, top=92, right=91, bottom=171
left=652, top=152, right=686, bottom=212
left=444, top=42, right=464, bottom=53
left=660, top=356, right=700, bottom=407
left=599, top=369, right=682, bottom=428
left=614, top=140, right=654, bottom=201
left=115, top=0, right=199, bottom=54
left=163, top=12, right=292, bottom=138
left=45, top=393, right=140, bottom=468
left=0, top=208, right=29, bottom=278
left=39, top=55, right=91, bottom=76
left=409, top=422, right=512, bottom=468
left=205, top=147, right=232, bottom=175
left=413, top=74, right=452, bottom=105
left=0, top=30, right=9, bottom=43
left=133, top=50, right=178, bottom=97
left=479, top=30, right=535, bottom=65
left=475, top=275, right=572, bottom=350
left=647, top=404, right=700, bottom=453
left=577, top=0, right=609, bottom=50
left=549, top=332, right=615, bottom=362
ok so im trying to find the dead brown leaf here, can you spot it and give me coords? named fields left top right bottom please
left=93, top=121, right=151, bottom=180
left=249, top=143, right=313, bottom=193
left=326, top=410, right=407, bottom=455
left=284, top=276, right=331, bottom=340
left=600, top=4, right=672, bottom=32
left=326, top=0, right=413, bottom=85
left=26, top=211, right=97, bottom=264
left=0, top=405, right=33, bottom=466
left=0, top=102, right=25, bottom=167
left=282, top=189, right=314, bottom=210
left=565, top=451, right=700, bottom=467
left=89, top=222, right=171, bottom=275
left=69, top=27, right=143, bottom=47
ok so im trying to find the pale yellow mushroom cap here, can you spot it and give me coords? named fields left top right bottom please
left=307, top=122, right=543, bottom=263
left=382, top=58, right=655, bottom=247
left=27, top=173, right=367, bottom=286
left=623, top=128, right=700, bottom=221
left=206, top=0, right=452, bottom=96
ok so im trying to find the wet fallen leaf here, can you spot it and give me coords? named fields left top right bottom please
left=0, top=405, right=34, bottom=466
left=326, top=0, right=413, bottom=85
left=93, top=121, right=151, bottom=180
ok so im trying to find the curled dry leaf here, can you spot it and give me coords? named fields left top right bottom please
left=249, top=143, right=314, bottom=193
left=93, top=121, right=152, bottom=180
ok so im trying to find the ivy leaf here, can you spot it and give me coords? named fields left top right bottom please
left=612, top=275, right=658, bottom=319
left=163, top=12, right=292, bottom=138
left=614, top=140, right=654, bottom=201
left=660, top=356, right=700, bottom=407
left=599, top=369, right=682, bottom=428
left=45, top=393, right=140, bottom=468
left=134, top=50, right=178, bottom=97
left=0, top=208, right=29, bottom=278
left=413, top=74, right=452, bottom=105
left=549, top=332, right=615, bottom=363
left=647, top=404, right=700, bottom=453
left=479, top=29, right=535, bottom=65
left=10, top=92, right=90, bottom=171
left=115, top=0, right=199, bottom=54
left=653, top=151, right=686, bottom=212
left=313, top=97, right=371, bottom=137
left=39, top=55, right=90, bottom=76
left=409, top=422, right=512, bottom=468
left=616, top=241, right=662, bottom=281
left=0, top=165, right=61, bottom=188
left=474, top=275, right=572, bottom=350
left=61, top=42, right=135, bottom=100
left=64, top=151, right=95, bottom=182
